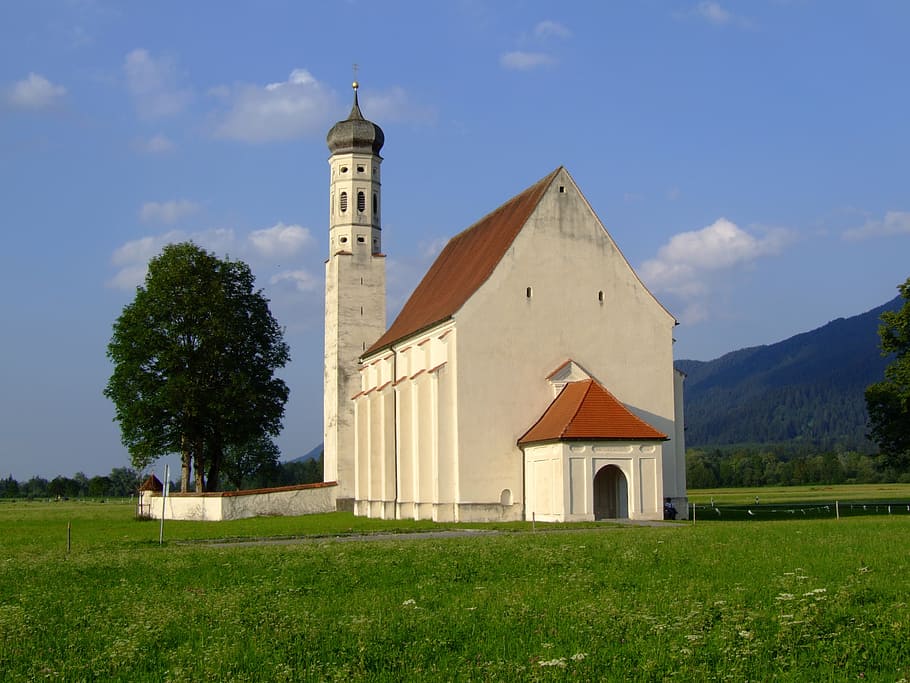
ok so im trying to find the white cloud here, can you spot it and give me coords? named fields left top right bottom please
left=640, top=218, right=791, bottom=324
left=6, top=73, right=66, bottom=109
left=419, top=236, right=449, bottom=261
left=361, top=86, right=436, bottom=124
left=535, top=20, right=571, bottom=40
left=500, top=51, right=556, bottom=71
left=681, top=1, right=754, bottom=28
left=269, top=270, right=319, bottom=292
left=144, top=134, right=176, bottom=153
left=108, top=222, right=318, bottom=292
left=124, top=48, right=191, bottom=118
left=138, top=133, right=175, bottom=154
left=212, top=68, right=336, bottom=142
left=695, top=1, right=731, bottom=24
left=108, top=228, right=238, bottom=289
left=249, top=223, right=312, bottom=257
left=139, top=200, right=201, bottom=225
left=108, top=230, right=184, bottom=289
left=843, top=211, right=910, bottom=241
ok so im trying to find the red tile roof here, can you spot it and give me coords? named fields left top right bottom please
left=364, top=168, right=562, bottom=356
left=139, top=474, right=163, bottom=492
left=518, top=379, right=667, bottom=445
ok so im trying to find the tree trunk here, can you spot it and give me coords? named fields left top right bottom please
left=206, top=433, right=223, bottom=492
left=180, top=434, right=190, bottom=493
left=193, top=436, right=205, bottom=492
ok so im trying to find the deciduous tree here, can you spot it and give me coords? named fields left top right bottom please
left=866, top=277, right=910, bottom=471
left=222, top=435, right=281, bottom=490
left=105, top=242, right=290, bottom=491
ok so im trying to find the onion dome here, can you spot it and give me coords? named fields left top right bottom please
left=326, top=81, right=384, bottom=155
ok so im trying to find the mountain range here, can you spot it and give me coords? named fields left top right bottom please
left=676, top=295, right=902, bottom=452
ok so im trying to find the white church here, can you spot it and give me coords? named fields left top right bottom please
left=324, top=84, right=687, bottom=523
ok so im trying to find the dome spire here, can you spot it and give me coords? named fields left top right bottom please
left=348, top=79, right=364, bottom=121
left=327, top=78, right=384, bottom=155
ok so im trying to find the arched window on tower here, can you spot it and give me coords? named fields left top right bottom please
left=340, top=191, right=348, bottom=213
left=373, top=193, right=378, bottom=214
left=357, top=191, right=365, bottom=213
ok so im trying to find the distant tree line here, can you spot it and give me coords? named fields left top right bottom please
left=686, top=445, right=909, bottom=489
left=206, top=453, right=323, bottom=492
left=683, top=386, right=875, bottom=453
left=0, top=467, right=142, bottom=500
left=1, top=455, right=324, bottom=500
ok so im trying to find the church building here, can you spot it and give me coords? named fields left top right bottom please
left=324, top=84, right=686, bottom=523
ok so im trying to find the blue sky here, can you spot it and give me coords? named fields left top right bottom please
left=2, top=1, right=908, bottom=481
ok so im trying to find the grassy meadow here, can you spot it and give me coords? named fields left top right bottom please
left=1, top=500, right=909, bottom=681
left=689, top=482, right=910, bottom=505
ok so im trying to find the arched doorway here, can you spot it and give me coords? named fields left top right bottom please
left=593, top=465, right=628, bottom=520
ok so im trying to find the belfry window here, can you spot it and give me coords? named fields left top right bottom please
left=526, top=286, right=533, bottom=299
left=357, top=191, right=365, bottom=213
left=340, top=191, right=348, bottom=213
left=598, top=290, right=604, bottom=303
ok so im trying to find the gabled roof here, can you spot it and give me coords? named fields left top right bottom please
left=139, top=474, right=163, bottom=492
left=518, top=379, right=668, bottom=445
left=364, top=167, right=562, bottom=356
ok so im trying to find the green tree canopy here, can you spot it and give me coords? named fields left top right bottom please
left=866, top=276, right=910, bottom=471
left=105, top=242, right=290, bottom=492
left=222, top=435, right=281, bottom=490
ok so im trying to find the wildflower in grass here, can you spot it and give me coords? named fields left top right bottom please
left=402, top=598, right=415, bottom=606
left=538, top=658, right=567, bottom=668
left=776, top=593, right=795, bottom=601
left=570, top=653, right=587, bottom=661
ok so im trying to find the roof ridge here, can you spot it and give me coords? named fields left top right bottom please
left=363, top=167, right=564, bottom=357
left=447, top=167, right=562, bottom=243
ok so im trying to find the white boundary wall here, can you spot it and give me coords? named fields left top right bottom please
left=140, top=482, right=338, bottom=521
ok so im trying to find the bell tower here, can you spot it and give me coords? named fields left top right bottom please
left=324, top=82, right=386, bottom=508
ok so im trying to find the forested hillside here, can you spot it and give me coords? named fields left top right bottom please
left=677, top=295, right=902, bottom=451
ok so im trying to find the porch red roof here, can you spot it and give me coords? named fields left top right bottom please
left=518, top=379, right=667, bottom=445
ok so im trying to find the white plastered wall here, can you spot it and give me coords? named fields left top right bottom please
left=523, top=441, right=664, bottom=522
left=354, top=323, right=458, bottom=520
left=455, top=169, right=679, bottom=516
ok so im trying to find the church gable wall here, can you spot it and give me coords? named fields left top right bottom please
left=454, top=170, right=678, bottom=507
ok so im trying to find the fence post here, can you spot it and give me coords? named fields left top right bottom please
left=835, top=500, right=839, bottom=520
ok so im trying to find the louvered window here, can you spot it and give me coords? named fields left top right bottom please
left=357, top=191, right=365, bottom=213
left=340, top=191, right=348, bottom=213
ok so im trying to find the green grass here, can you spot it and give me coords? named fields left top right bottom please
left=2, top=501, right=909, bottom=681
left=690, top=482, right=910, bottom=505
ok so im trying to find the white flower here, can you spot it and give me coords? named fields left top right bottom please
left=538, top=658, right=567, bottom=668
